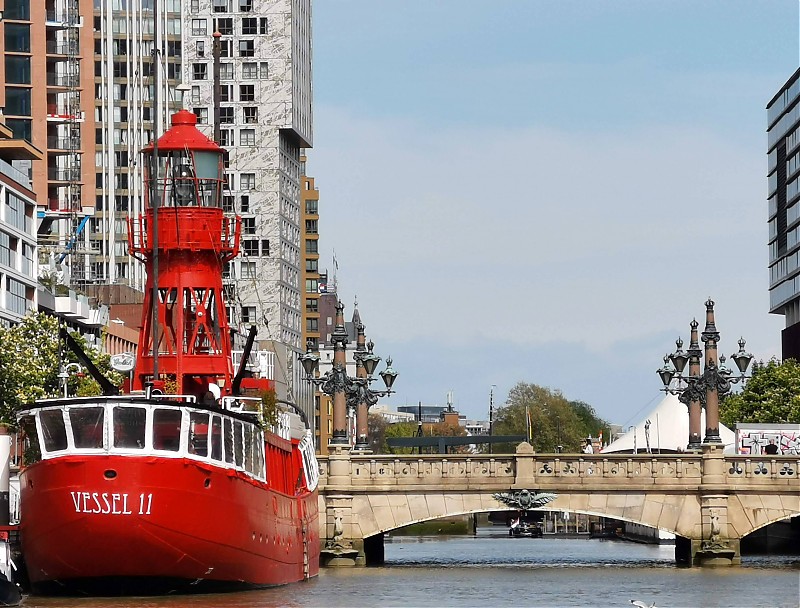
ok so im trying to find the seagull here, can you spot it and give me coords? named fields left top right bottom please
left=630, top=601, right=656, bottom=608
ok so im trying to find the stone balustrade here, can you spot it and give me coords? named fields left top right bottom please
left=319, top=453, right=800, bottom=490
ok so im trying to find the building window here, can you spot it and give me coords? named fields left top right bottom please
left=305, top=240, right=318, bottom=254
left=192, top=63, right=207, bottom=80
left=222, top=195, right=234, bottom=212
left=306, top=259, right=318, bottom=273
left=219, top=39, right=233, bottom=57
left=305, top=199, right=318, bottom=214
left=305, top=219, right=318, bottom=234
left=240, top=194, right=250, bottom=212
left=219, top=129, right=233, bottom=147
left=305, top=279, right=318, bottom=294
left=260, top=62, right=269, bottom=79
left=220, top=63, right=234, bottom=80
left=238, top=40, right=254, bottom=57
left=214, top=18, right=233, bottom=35
left=220, top=107, right=234, bottom=124
left=260, top=18, right=268, bottom=34
left=193, top=107, right=208, bottom=124
left=242, top=18, right=257, bottom=35
left=196, top=40, right=205, bottom=57
left=220, top=84, right=233, bottom=102
left=242, top=217, right=256, bottom=234
left=261, top=239, right=270, bottom=256
left=191, top=86, right=201, bottom=104
left=240, top=129, right=255, bottom=146
left=191, top=19, right=207, bottom=35
left=243, top=240, right=258, bottom=256
left=212, top=0, right=230, bottom=12
left=306, top=318, right=318, bottom=332
left=241, top=261, right=256, bottom=278
left=306, top=298, right=318, bottom=313
left=239, top=0, right=253, bottom=10
left=242, top=63, right=258, bottom=79
left=6, top=278, right=27, bottom=315
left=239, top=85, right=255, bottom=102
left=243, top=107, right=258, bottom=124
left=190, top=0, right=199, bottom=12
left=241, top=306, right=256, bottom=324
left=240, top=173, right=255, bottom=190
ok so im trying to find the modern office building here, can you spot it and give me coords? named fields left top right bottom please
left=767, top=68, right=800, bottom=360
left=0, top=124, right=42, bottom=327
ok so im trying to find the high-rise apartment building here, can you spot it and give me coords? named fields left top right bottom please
left=90, top=0, right=184, bottom=290
left=767, top=68, right=800, bottom=360
left=184, top=0, right=312, bottom=352
left=0, top=126, right=42, bottom=327
left=300, top=151, right=320, bottom=351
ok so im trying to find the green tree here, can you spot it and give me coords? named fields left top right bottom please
left=0, top=312, right=61, bottom=424
left=367, top=412, right=389, bottom=453
left=384, top=421, right=420, bottom=454
left=0, top=312, right=124, bottom=426
left=720, top=359, right=800, bottom=426
left=492, top=383, right=609, bottom=453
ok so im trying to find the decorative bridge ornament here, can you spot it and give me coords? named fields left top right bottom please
left=492, top=489, right=558, bottom=510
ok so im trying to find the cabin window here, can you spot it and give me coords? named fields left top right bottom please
left=243, top=423, right=254, bottom=473
left=189, top=412, right=209, bottom=457
left=113, top=407, right=146, bottom=449
left=223, top=418, right=234, bottom=464
left=19, top=415, right=40, bottom=464
left=210, top=416, right=222, bottom=461
left=153, top=408, right=182, bottom=451
left=233, top=420, right=244, bottom=467
left=69, top=407, right=105, bottom=449
left=40, top=410, right=68, bottom=452
left=255, top=429, right=265, bottom=479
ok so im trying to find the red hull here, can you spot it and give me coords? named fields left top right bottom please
left=20, top=454, right=319, bottom=592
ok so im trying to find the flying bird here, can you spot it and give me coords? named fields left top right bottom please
left=630, top=601, right=656, bottom=608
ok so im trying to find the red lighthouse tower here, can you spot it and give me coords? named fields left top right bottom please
left=128, top=110, right=241, bottom=398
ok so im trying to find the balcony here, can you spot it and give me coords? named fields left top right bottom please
left=46, top=74, right=80, bottom=88
left=45, top=41, right=79, bottom=55
left=46, top=106, right=85, bottom=122
left=47, top=136, right=81, bottom=151
left=47, top=168, right=81, bottom=182
left=44, top=12, right=83, bottom=28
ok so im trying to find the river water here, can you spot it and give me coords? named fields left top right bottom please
left=18, top=529, right=800, bottom=608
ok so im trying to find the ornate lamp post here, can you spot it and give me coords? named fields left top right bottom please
left=657, top=299, right=753, bottom=450
left=299, top=301, right=397, bottom=451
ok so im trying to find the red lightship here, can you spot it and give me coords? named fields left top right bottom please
left=16, top=111, right=319, bottom=595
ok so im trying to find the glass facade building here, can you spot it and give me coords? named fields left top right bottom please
left=767, top=67, right=800, bottom=359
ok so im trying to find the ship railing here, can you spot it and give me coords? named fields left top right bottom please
left=149, top=393, right=197, bottom=403
left=222, top=396, right=263, bottom=419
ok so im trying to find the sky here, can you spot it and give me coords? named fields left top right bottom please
left=306, top=1, right=799, bottom=429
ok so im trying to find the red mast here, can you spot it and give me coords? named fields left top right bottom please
left=128, top=110, right=241, bottom=398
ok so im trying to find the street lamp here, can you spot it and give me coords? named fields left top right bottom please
left=299, top=301, right=397, bottom=452
left=656, top=299, right=752, bottom=450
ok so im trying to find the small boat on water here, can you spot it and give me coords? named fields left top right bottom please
left=15, top=110, right=319, bottom=595
left=509, top=517, right=543, bottom=538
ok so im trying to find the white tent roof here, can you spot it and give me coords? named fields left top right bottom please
left=602, top=393, right=736, bottom=454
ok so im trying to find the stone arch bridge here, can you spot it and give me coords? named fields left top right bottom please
left=317, top=443, right=800, bottom=567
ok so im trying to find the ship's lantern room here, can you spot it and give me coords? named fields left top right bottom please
left=143, top=110, right=225, bottom=209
